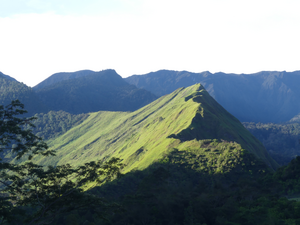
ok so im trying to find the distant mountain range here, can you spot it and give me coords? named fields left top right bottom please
left=33, top=70, right=97, bottom=90
left=125, top=70, right=300, bottom=123
left=0, top=70, right=157, bottom=115
left=33, top=69, right=157, bottom=114
left=1, top=69, right=300, bottom=123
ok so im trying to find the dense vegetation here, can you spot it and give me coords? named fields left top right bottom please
left=244, top=122, right=300, bottom=165
left=125, top=70, right=300, bottom=123
left=0, top=100, right=123, bottom=225
left=38, top=84, right=277, bottom=172
left=34, top=70, right=157, bottom=114
left=33, top=70, right=96, bottom=90
left=0, top=72, right=47, bottom=116
left=87, top=146, right=300, bottom=225
left=28, top=111, right=89, bottom=140
left=3, top=66, right=300, bottom=224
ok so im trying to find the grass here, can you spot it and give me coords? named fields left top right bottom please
left=34, top=84, right=278, bottom=176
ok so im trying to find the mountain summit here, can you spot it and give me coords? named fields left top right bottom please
left=40, top=83, right=278, bottom=171
left=34, top=69, right=157, bottom=114
left=33, top=70, right=96, bottom=90
left=0, top=72, right=47, bottom=116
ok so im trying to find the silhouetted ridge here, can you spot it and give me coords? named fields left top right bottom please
left=35, top=69, right=157, bottom=114
left=33, top=70, right=96, bottom=90
left=0, top=72, right=48, bottom=116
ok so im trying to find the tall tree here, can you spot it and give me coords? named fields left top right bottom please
left=0, top=100, right=123, bottom=225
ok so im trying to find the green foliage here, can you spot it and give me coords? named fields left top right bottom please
left=0, top=100, right=123, bottom=224
left=159, top=140, right=269, bottom=177
left=0, top=100, right=51, bottom=161
left=0, top=73, right=47, bottom=116
left=271, top=156, right=300, bottom=195
left=27, top=111, right=89, bottom=140
left=41, top=84, right=277, bottom=175
left=244, top=122, right=300, bottom=165
left=92, top=151, right=300, bottom=225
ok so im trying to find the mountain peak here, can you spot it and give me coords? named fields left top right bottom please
left=0, top=71, right=17, bottom=82
left=33, top=69, right=157, bottom=114
left=33, top=69, right=119, bottom=90
left=41, top=83, right=278, bottom=172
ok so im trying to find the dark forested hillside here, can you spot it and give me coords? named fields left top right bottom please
left=0, top=72, right=48, bottom=116
left=244, top=122, right=300, bottom=166
left=34, top=69, right=157, bottom=114
left=28, top=111, right=89, bottom=140
left=33, top=70, right=96, bottom=90
left=125, top=70, right=300, bottom=123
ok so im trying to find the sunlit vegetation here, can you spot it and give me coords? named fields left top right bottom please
left=2, top=79, right=300, bottom=224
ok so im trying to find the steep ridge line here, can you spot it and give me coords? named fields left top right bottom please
left=34, top=84, right=278, bottom=173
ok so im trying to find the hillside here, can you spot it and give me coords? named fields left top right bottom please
left=27, top=110, right=89, bottom=140
left=243, top=122, right=300, bottom=165
left=0, top=72, right=48, bottom=116
left=34, top=69, right=157, bottom=114
left=33, top=70, right=96, bottom=90
left=35, top=83, right=278, bottom=172
left=125, top=70, right=300, bottom=123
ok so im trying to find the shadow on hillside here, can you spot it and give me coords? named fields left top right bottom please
left=88, top=149, right=281, bottom=225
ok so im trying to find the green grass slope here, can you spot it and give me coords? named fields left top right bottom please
left=37, top=84, right=278, bottom=172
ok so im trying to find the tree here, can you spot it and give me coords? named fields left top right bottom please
left=0, top=100, right=123, bottom=225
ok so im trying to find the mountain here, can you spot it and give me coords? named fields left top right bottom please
left=33, top=70, right=96, bottom=90
left=9, top=83, right=300, bottom=225
left=0, top=71, right=17, bottom=81
left=35, top=83, right=278, bottom=172
left=34, top=69, right=158, bottom=114
left=0, top=72, right=48, bottom=116
left=26, top=110, right=89, bottom=140
left=125, top=70, right=300, bottom=123
left=243, top=122, right=300, bottom=165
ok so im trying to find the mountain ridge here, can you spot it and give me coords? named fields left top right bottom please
left=34, top=83, right=278, bottom=172
left=0, top=72, right=48, bottom=116
left=125, top=70, right=300, bottom=123
left=34, top=69, right=158, bottom=114
left=33, top=70, right=101, bottom=90
left=0, top=71, right=17, bottom=82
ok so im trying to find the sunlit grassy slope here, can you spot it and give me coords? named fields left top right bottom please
left=37, top=84, right=278, bottom=171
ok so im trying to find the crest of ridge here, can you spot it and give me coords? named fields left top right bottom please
left=41, top=83, right=278, bottom=171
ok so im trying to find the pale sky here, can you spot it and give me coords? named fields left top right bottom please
left=1, top=0, right=300, bottom=87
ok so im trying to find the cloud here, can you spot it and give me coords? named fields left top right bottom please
left=0, top=0, right=300, bottom=86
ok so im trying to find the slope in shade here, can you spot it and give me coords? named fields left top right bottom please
left=34, top=69, right=157, bottom=114
left=0, top=72, right=48, bottom=116
left=33, top=70, right=96, bottom=90
left=39, top=84, right=278, bottom=171
left=125, top=70, right=300, bottom=123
